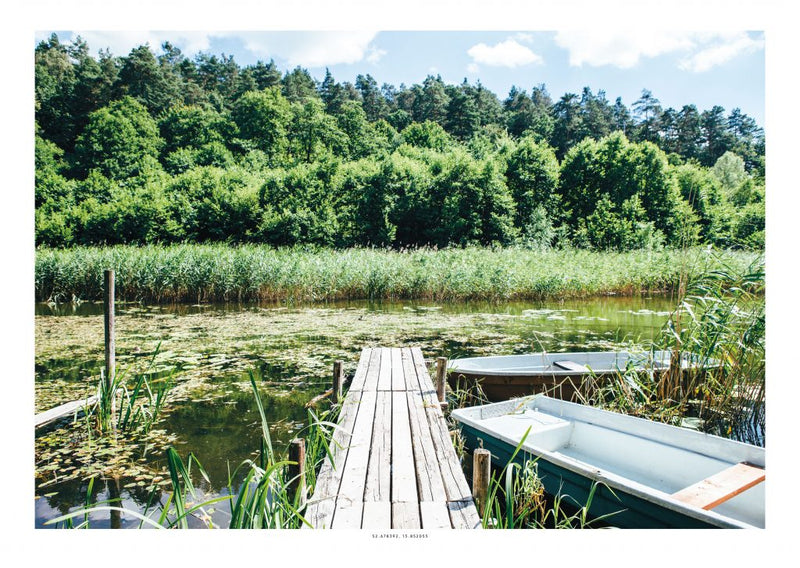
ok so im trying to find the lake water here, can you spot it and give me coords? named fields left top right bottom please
left=34, top=295, right=678, bottom=528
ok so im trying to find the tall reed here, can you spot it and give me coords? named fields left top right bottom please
left=589, top=253, right=765, bottom=444
left=88, top=344, right=174, bottom=435
left=35, top=244, right=759, bottom=304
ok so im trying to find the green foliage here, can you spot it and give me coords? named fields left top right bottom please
left=258, top=161, right=342, bottom=246
left=373, top=152, right=433, bottom=247
left=73, top=96, right=164, bottom=180
left=400, top=120, right=453, bottom=151
left=116, top=44, right=182, bottom=116
left=733, top=201, right=765, bottom=249
left=712, top=151, right=748, bottom=198
left=575, top=195, right=665, bottom=251
left=36, top=209, right=74, bottom=247
left=35, top=136, right=75, bottom=208
left=422, top=149, right=517, bottom=246
left=674, top=163, right=724, bottom=242
left=288, top=98, right=346, bottom=162
left=335, top=100, right=376, bottom=159
left=560, top=132, right=687, bottom=247
left=159, top=104, right=233, bottom=154
left=505, top=136, right=560, bottom=239
left=232, top=87, right=291, bottom=163
left=35, top=36, right=764, bottom=253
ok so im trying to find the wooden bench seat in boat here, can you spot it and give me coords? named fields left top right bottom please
left=671, top=462, right=765, bottom=510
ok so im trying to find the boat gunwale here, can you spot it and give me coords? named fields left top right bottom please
left=448, top=350, right=716, bottom=377
left=451, top=395, right=764, bottom=529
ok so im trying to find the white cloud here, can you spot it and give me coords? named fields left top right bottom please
left=38, top=30, right=385, bottom=69
left=678, top=32, right=764, bottom=72
left=554, top=31, right=764, bottom=72
left=554, top=31, right=695, bottom=68
left=513, top=33, right=535, bottom=45
left=240, top=31, right=380, bottom=67
left=467, top=62, right=480, bottom=74
left=366, top=45, right=387, bottom=64
left=467, top=38, right=543, bottom=68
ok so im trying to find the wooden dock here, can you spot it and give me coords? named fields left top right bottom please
left=35, top=395, right=97, bottom=430
left=304, top=347, right=481, bottom=529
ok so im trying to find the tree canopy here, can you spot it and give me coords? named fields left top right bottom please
left=35, top=35, right=765, bottom=252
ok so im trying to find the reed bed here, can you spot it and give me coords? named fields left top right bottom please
left=36, top=244, right=758, bottom=304
left=586, top=254, right=765, bottom=445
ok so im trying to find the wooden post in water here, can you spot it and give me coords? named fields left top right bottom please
left=473, top=448, right=491, bottom=519
left=435, top=357, right=447, bottom=406
left=288, top=438, right=306, bottom=505
left=104, top=269, right=115, bottom=418
left=332, top=360, right=344, bottom=404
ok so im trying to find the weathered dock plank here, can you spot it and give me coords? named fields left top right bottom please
left=377, top=347, right=392, bottom=391
left=35, top=395, right=97, bottom=430
left=349, top=347, right=371, bottom=391
left=364, top=391, right=391, bottom=502
left=305, top=347, right=481, bottom=529
left=406, top=390, right=447, bottom=502
left=448, top=498, right=482, bottom=529
left=362, top=501, right=391, bottom=529
left=391, top=391, right=418, bottom=503
left=333, top=390, right=378, bottom=526
left=392, top=502, right=421, bottom=529
left=390, top=347, right=405, bottom=391
left=420, top=501, right=452, bottom=529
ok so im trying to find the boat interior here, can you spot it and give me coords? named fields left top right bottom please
left=457, top=397, right=765, bottom=528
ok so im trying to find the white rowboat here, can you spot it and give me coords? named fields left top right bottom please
left=451, top=395, right=764, bottom=528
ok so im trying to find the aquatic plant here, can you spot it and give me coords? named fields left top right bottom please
left=35, top=244, right=759, bottom=304
left=474, top=430, right=618, bottom=529
left=589, top=253, right=765, bottom=445
left=44, top=369, right=339, bottom=529
left=87, top=344, right=174, bottom=435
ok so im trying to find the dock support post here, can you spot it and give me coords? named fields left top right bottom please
left=332, top=360, right=344, bottom=404
left=289, top=438, right=306, bottom=505
left=473, top=449, right=491, bottom=519
left=436, top=357, right=447, bottom=407
left=103, top=269, right=116, bottom=420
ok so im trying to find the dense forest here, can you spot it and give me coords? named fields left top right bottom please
left=35, top=34, right=765, bottom=251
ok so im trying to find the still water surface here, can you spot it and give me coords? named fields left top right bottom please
left=34, top=295, right=677, bottom=528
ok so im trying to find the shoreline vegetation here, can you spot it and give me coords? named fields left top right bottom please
left=35, top=244, right=760, bottom=305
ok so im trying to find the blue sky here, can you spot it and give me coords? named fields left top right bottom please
left=35, top=29, right=766, bottom=126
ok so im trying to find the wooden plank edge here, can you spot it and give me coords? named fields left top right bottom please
left=671, top=462, right=765, bottom=511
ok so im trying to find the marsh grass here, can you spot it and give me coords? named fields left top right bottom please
left=89, top=344, right=174, bottom=435
left=45, top=369, right=339, bottom=529
left=585, top=253, right=766, bottom=444
left=36, top=244, right=758, bottom=304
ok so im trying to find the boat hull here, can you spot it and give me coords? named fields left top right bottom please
left=448, top=350, right=714, bottom=402
left=448, top=370, right=599, bottom=402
